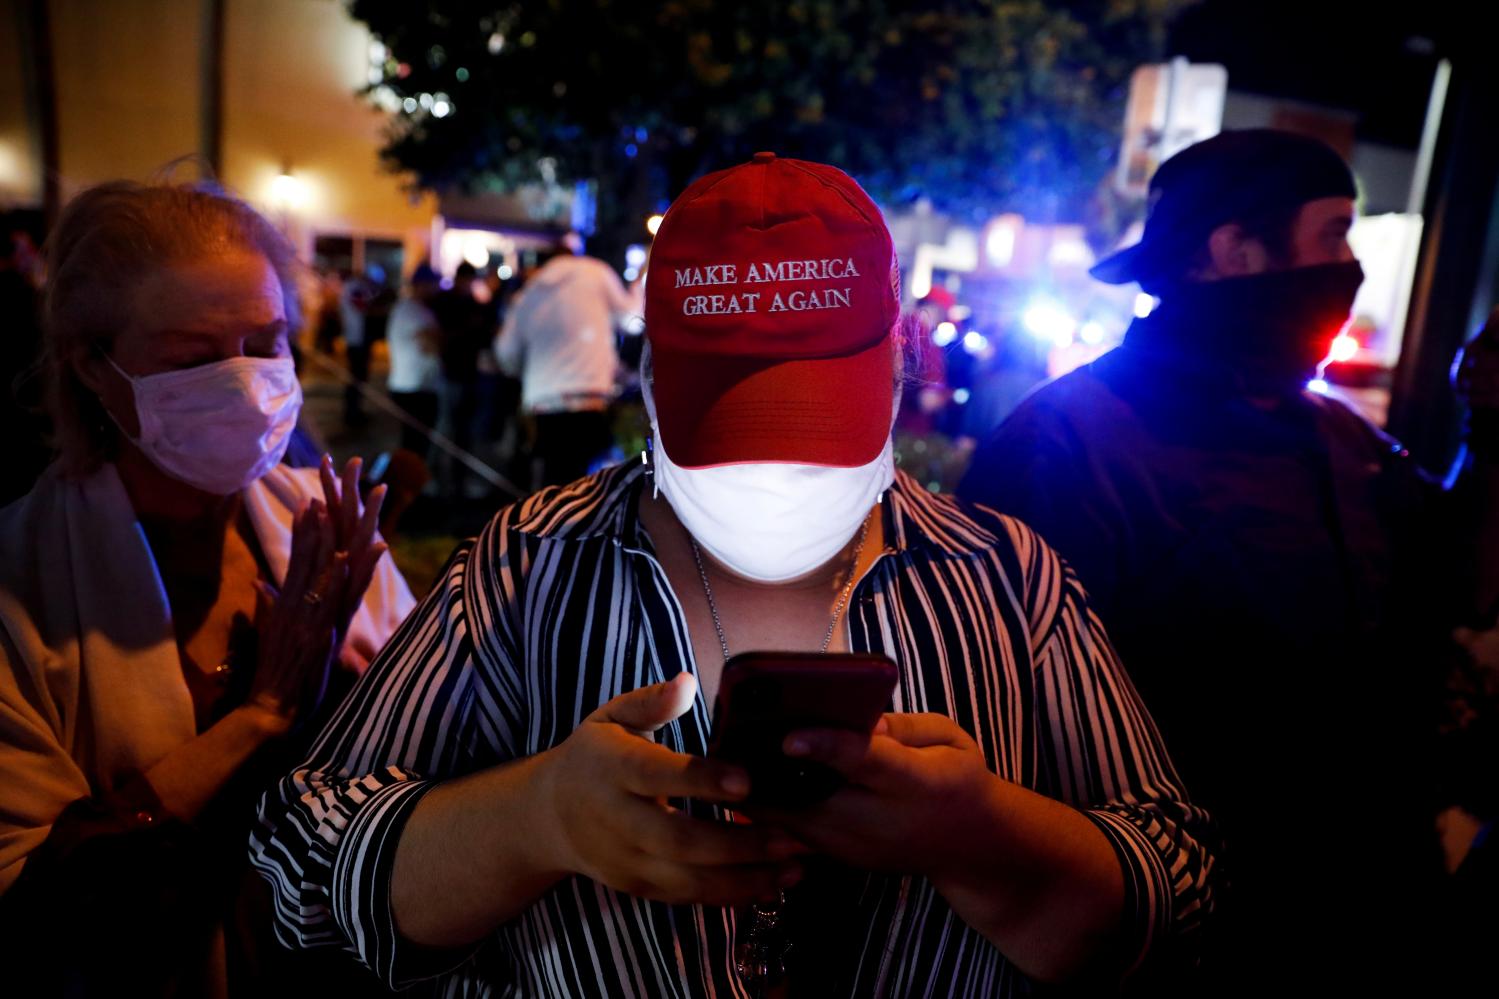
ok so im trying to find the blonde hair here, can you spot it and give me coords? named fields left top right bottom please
left=41, top=180, right=301, bottom=475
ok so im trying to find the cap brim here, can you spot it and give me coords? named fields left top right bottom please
left=653, top=334, right=894, bottom=468
left=1089, top=242, right=1148, bottom=285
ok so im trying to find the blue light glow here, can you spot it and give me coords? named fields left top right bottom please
left=1023, top=301, right=1076, bottom=347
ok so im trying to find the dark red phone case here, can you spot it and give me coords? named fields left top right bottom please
left=707, top=651, right=898, bottom=808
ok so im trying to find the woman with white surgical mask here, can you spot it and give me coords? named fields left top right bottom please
left=639, top=342, right=895, bottom=586
left=254, top=153, right=1218, bottom=997
left=0, top=180, right=414, bottom=996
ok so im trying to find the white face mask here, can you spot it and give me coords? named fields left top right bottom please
left=643, top=375, right=894, bottom=583
left=106, top=354, right=303, bottom=495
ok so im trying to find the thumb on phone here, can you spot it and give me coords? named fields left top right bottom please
left=594, top=673, right=697, bottom=735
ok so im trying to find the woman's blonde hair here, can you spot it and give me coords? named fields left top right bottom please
left=41, top=179, right=301, bottom=475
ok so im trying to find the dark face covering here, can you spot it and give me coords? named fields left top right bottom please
left=1134, top=260, right=1365, bottom=390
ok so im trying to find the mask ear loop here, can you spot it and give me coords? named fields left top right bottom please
left=96, top=344, right=136, bottom=385
left=91, top=344, right=143, bottom=443
left=642, top=435, right=660, bottom=498
left=639, top=345, right=662, bottom=499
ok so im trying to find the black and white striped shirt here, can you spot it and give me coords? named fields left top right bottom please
left=251, top=462, right=1216, bottom=996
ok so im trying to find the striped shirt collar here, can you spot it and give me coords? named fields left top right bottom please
left=508, top=459, right=999, bottom=558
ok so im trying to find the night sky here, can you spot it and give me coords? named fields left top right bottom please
left=1169, top=0, right=1463, bottom=148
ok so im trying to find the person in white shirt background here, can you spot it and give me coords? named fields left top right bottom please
left=494, top=242, right=642, bottom=488
left=384, top=262, right=444, bottom=458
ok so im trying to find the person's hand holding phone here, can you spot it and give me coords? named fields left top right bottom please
left=536, top=673, right=807, bottom=907
left=746, top=712, right=997, bottom=879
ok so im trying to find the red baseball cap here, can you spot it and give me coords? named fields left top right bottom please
left=645, top=152, right=899, bottom=468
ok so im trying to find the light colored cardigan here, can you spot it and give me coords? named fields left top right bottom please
left=0, top=462, right=415, bottom=893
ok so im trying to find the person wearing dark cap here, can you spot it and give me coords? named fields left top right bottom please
left=251, top=153, right=1219, bottom=996
left=960, top=129, right=1496, bottom=991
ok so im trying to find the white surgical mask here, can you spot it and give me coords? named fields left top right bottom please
left=643, top=375, right=894, bottom=583
left=106, top=354, right=302, bottom=495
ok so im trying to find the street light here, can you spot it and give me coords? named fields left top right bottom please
left=270, top=170, right=307, bottom=212
left=646, top=214, right=664, bottom=236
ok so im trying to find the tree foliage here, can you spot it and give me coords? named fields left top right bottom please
left=351, top=1, right=1192, bottom=253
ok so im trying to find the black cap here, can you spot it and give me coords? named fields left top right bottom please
left=1092, top=129, right=1358, bottom=287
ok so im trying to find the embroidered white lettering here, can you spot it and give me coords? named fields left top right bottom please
left=676, top=264, right=742, bottom=287
left=763, top=287, right=854, bottom=312
left=682, top=292, right=762, bottom=316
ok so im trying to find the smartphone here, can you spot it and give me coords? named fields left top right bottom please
left=707, top=651, right=898, bottom=809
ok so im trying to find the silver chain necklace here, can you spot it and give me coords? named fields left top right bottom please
left=686, top=510, right=872, bottom=993
left=688, top=513, right=872, bottom=663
